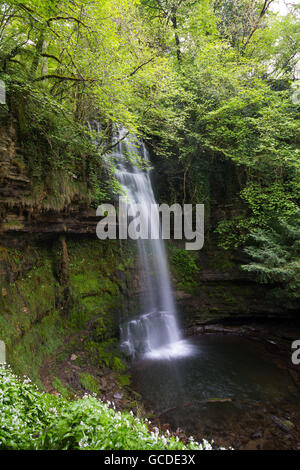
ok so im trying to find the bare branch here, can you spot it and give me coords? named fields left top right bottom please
left=33, top=75, right=98, bottom=83
left=100, top=132, right=130, bottom=156
left=242, top=0, right=275, bottom=52
left=128, top=57, right=155, bottom=77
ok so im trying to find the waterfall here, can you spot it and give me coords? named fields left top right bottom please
left=111, top=128, right=192, bottom=360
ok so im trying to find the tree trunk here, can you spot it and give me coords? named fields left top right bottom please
left=171, top=10, right=181, bottom=62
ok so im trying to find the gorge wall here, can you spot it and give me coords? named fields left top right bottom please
left=0, top=115, right=298, bottom=393
left=0, top=115, right=140, bottom=397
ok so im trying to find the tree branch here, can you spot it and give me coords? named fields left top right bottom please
left=33, top=74, right=98, bottom=83
left=242, top=0, right=275, bottom=52
left=46, top=16, right=88, bottom=28
left=40, top=53, right=61, bottom=63
left=100, top=131, right=130, bottom=156
left=128, top=57, right=155, bottom=77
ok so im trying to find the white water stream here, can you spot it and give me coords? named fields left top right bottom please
left=111, top=129, right=192, bottom=360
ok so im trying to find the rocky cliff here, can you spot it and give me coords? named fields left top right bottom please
left=0, top=118, right=298, bottom=395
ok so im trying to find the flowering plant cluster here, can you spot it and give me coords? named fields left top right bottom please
left=0, top=366, right=217, bottom=451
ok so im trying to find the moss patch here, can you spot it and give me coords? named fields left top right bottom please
left=169, top=246, right=199, bottom=293
left=0, top=239, right=136, bottom=388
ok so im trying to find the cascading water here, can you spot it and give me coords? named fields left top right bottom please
left=110, top=128, right=192, bottom=360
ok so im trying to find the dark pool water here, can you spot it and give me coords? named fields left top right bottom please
left=131, top=336, right=299, bottom=437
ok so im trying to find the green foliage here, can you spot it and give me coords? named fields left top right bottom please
left=1, top=0, right=299, bottom=307
left=84, top=339, right=127, bottom=372
left=0, top=240, right=134, bottom=385
left=0, top=366, right=63, bottom=450
left=5, top=79, right=107, bottom=208
left=137, top=4, right=299, bottom=293
left=118, top=373, right=131, bottom=387
left=1, top=0, right=182, bottom=208
left=67, top=239, right=127, bottom=335
left=0, top=366, right=215, bottom=450
left=171, top=247, right=199, bottom=292
left=241, top=182, right=300, bottom=222
left=79, top=373, right=99, bottom=395
left=2, top=0, right=299, bottom=225
left=52, top=377, right=73, bottom=400
left=242, top=218, right=300, bottom=298
left=0, top=247, right=64, bottom=386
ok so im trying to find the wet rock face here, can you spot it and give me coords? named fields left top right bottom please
left=0, top=119, right=31, bottom=204
left=176, top=280, right=296, bottom=327
left=172, top=259, right=298, bottom=326
left=168, top=239, right=299, bottom=327
left=0, top=118, right=100, bottom=245
left=0, top=238, right=139, bottom=388
left=0, top=120, right=297, bottom=319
